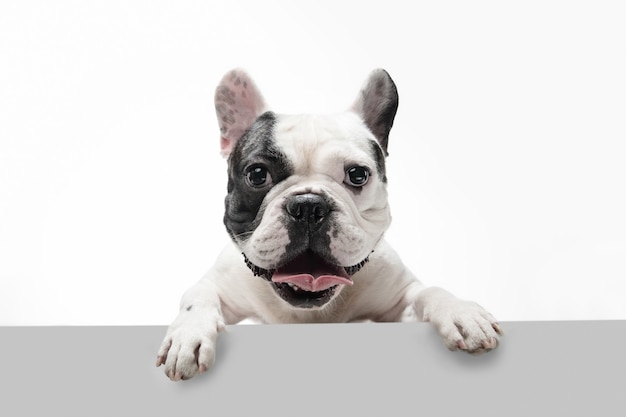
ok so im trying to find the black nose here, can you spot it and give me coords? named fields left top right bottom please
left=286, top=193, right=330, bottom=224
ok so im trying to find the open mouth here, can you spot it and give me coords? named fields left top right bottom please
left=243, top=250, right=369, bottom=308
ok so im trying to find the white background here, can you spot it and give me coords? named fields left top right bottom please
left=1, top=1, right=625, bottom=325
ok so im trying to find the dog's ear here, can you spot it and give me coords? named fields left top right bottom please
left=352, top=69, right=398, bottom=156
left=215, top=69, right=267, bottom=158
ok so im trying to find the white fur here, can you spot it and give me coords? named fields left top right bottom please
left=240, top=113, right=391, bottom=270
left=157, top=238, right=501, bottom=380
left=157, top=77, right=501, bottom=382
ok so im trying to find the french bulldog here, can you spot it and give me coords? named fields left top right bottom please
left=156, top=68, right=502, bottom=381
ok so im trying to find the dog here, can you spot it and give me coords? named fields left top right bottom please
left=156, top=68, right=502, bottom=381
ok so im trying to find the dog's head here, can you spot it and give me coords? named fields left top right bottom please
left=215, top=69, right=398, bottom=309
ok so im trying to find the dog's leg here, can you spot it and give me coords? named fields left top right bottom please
left=406, top=284, right=503, bottom=353
left=156, top=278, right=226, bottom=380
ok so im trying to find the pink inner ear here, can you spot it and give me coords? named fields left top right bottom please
left=215, top=69, right=267, bottom=158
left=220, top=137, right=232, bottom=158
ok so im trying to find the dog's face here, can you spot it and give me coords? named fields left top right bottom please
left=215, top=69, right=398, bottom=309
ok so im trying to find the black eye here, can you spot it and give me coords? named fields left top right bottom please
left=345, top=166, right=370, bottom=187
left=245, top=165, right=272, bottom=188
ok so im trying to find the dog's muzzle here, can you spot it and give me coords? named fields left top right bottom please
left=242, top=192, right=371, bottom=308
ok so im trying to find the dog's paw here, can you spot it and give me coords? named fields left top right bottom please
left=416, top=288, right=503, bottom=354
left=156, top=320, right=222, bottom=381
left=428, top=299, right=503, bottom=354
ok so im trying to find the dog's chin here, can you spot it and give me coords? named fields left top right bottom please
left=271, top=282, right=340, bottom=309
left=243, top=250, right=370, bottom=309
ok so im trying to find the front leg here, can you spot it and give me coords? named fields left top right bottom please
left=409, top=285, right=503, bottom=353
left=156, top=279, right=225, bottom=381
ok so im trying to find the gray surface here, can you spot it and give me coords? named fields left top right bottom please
left=1, top=321, right=624, bottom=416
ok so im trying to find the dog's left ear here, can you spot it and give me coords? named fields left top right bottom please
left=352, top=69, right=399, bottom=156
left=215, top=69, right=267, bottom=158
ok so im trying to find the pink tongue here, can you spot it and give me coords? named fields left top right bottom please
left=271, top=252, right=353, bottom=292
left=272, top=273, right=353, bottom=292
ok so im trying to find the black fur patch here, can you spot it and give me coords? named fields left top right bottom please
left=223, top=112, right=294, bottom=242
left=370, top=140, right=387, bottom=183
left=355, top=69, right=399, bottom=156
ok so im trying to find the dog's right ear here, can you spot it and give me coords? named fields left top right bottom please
left=215, top=69, right=267, bottom=158
left=352, top=69, right=399, bottom=156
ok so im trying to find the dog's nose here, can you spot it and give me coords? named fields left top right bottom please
left=286, top=193, right=330, bottom=224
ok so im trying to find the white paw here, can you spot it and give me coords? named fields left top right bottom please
left=156, top=316, right=223, bottom=381
left=432, top=301, right=502, bottom=353
left=420, top=291, right=503, bottom=353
